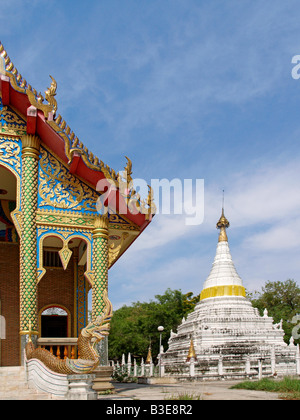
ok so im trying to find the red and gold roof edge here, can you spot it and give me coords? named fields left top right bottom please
left=0, top=41, right=155, bottom=229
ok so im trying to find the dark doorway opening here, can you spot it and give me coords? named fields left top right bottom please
left=41, top=315, right=68, bottom=338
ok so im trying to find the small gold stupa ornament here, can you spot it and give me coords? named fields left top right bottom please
left=186, top=339, right=197, bottom=362
left=145, top=345, right=152, bottom=364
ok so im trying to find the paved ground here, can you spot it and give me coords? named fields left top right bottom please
left=97, top=380, right=281, bottom=400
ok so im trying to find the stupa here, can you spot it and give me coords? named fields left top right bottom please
left=162, top=208, right=299, bottom=379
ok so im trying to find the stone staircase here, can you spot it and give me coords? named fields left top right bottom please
left=0, top=366, right=57, bottom=400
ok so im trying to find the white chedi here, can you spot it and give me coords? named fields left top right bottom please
left=162, top=208, right=298, bottom=378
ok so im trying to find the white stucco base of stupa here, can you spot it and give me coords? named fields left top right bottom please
left=162, top=296, right=299, bottom=380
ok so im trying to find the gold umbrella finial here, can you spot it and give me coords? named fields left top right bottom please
left=216, top=190, right=230, bottom=242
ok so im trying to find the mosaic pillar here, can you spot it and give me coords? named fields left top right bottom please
left=74, top=247, right=88, bottom=337
left=19, top=134, right=40, bottom=360
left=92, top=214, right=109, bottom=365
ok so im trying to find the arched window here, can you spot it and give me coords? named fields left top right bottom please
left=41, top=306, right=69, bottom=338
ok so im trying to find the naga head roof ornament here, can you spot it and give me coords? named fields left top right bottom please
left=26, top=75, right=58, bottom=119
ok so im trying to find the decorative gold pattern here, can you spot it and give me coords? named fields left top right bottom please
left=108, top=232, right=129, bottom=266
left=36, top=229, right=93, bottom=283
left=36, top=209, right=95, bottom=229
left=0, top=137, right=21, bottom=174
left=0, top=106, right=26, bottom=136
left=39, top=147, right=99, bottom=212
left=36, top=209, right=140, bottom=232
left=58, top=243, right=73, bottom=270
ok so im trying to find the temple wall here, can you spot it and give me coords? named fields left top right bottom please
left=0, top=242, right=20, bottom=366
left=0, top=242, right=76, bottom=366
left=37, top=254, right=75, bottom=337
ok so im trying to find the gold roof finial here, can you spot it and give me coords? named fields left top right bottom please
left=216, top=190, right=230, bottom=242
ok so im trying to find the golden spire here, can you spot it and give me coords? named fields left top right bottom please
left=145, top=345, right=152, bottom=364
left=186, top=339, right=197, bottom=362
left=216, top=191, right=230, bottom=242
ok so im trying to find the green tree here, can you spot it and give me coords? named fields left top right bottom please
left=108, top=288, right=198, bottom=362
left=248, top=279, right=300, bottom=344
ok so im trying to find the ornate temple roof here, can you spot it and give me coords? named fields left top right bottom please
left=0, top=41, right=155, bottom=231
left=200, top=208, right=245, bottom=300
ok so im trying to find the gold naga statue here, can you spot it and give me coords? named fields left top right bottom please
left=25, top=291, right=112, bottom=375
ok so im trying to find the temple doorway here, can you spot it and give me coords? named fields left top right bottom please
left=40, top=307, right=68, bottom=338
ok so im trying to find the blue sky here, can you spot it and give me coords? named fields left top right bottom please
left=2, top=0, right=300, bottom=309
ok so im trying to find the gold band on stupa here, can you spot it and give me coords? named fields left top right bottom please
left=200, top=284, right=246, bottom=301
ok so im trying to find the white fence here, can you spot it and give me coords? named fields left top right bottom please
left=111, top=345, right=300, bottom=381
left=110, top=353, right=162, bottom=379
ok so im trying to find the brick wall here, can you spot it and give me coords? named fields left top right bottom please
left=0, top=242, right=20, bottom=366
left=38, top=255, right=75, bottom=337
left=0, top=243, right=75, bottom=366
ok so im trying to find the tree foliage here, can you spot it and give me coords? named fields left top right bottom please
left=108, top=288, right=199, bottom=361
left=248, top=279, right=300, bottom=344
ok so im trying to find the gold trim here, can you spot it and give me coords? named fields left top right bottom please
left=21, top=134, right=40, bottom=159
left=19, top=322, right=39, bottom=342
left=37, top=230, right=93, bottom=284
left=200, top=285, right=246, bottom=301
left=93, top=214, right=109, bottom=239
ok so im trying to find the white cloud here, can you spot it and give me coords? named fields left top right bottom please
left=210, top=159, right=300, bottom=229
left=243, top=217, right=300, bottom=251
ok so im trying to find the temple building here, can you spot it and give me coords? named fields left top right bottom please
left=0, top=42, right=155, bottom=372
left=162, top=208, right=299, bottom=379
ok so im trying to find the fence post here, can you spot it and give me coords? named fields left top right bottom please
left=150, top=361, right=154, bottom=377
left=121, top=354, right=126, bottom=374
left=133, top=358, right=137, bottom=377
left=258, top=359, right=263, bottom=380
left=141, top=358, right=145, bottom=377
left=127, top=353, right=132, bottom=376
left=270, top=346, right=276, bottom=375
left=296, top=344, right=300, bottom=375
left=160, top=357, right=165, bottom=377
left=189, top=357, right=195, bottom=377
left=245, top=356, right=251, bottom=376
left=218, top=356, right=223, bottom=376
